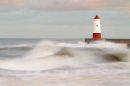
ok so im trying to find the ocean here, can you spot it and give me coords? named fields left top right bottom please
left=0, top=39, right=130, bottom=86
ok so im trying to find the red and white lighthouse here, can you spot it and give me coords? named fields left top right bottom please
left=93, top=15, right=101, bottom=39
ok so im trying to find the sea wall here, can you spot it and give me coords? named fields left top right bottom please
left=85, top=38, right=130, bottom=48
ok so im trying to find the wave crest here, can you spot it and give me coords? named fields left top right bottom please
left=0, top=40, right=129, bottom=71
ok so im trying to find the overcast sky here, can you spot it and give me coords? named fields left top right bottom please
left=0, top=0, right=130, bottom=38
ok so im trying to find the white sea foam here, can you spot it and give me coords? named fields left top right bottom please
left=88, top=40, right=127, bottom=49
left=0, top=44, right=34, bottom=49
left=23, top=40, right=61, bottom=59
left=0, top=40, right=129, bottom=71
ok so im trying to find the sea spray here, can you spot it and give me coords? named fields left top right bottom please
left=88, top=40, right=127, bottom=50
left=23, top=40, right=61, bottom=59
left=0, top=40, right=129, bottom=71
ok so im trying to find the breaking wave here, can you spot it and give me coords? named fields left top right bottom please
left=0, top=40, right=129, bottom=71
left=0, top=44, right=35, bottom=50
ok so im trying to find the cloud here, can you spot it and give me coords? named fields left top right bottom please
left=0, top=0, right=24, bottom=6
left=25, top=0, right=109, bottom=10
left=25, top=0, right=130, bottom=14
left=0, top=0, right=24, bottom=11
left=0, top=0, right=130, bottom=13
left=103, top=0, right=130, bottom=12
left=121, top=2, right=130, bottom=14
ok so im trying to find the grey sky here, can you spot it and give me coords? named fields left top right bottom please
left=0, top=0, right=130, bottom=38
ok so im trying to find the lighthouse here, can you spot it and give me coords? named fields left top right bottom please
left=93, top=15, right=101, bottom=39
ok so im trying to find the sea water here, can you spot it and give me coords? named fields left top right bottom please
left=0, top=39, right=130, bottom=86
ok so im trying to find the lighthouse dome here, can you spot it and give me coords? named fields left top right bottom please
left=94, top=15, right=100, bottom=19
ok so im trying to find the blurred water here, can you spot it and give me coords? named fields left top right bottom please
left=0, top=39, right=84, bottom=59
left=0, top=38, right=129, bottom=86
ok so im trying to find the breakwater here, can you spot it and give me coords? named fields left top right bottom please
left=85, top=38, right=130, bottom=43
left=85, top=38, right=130, bottom=48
